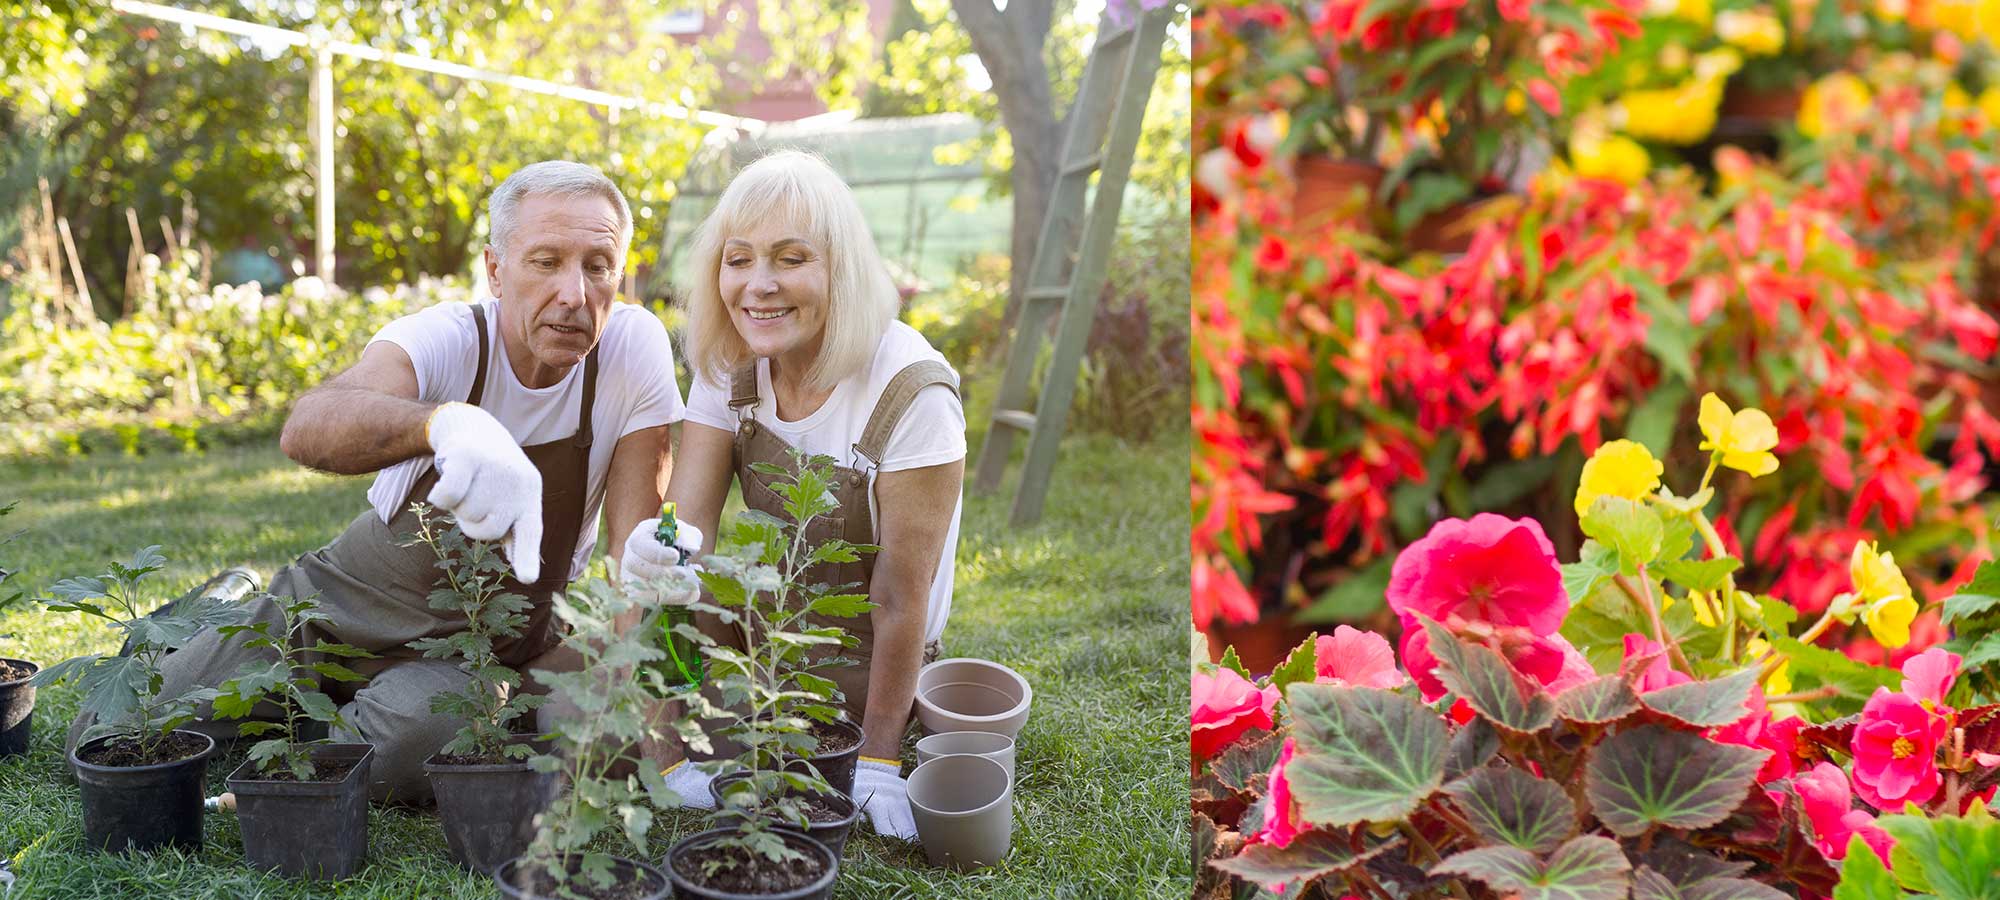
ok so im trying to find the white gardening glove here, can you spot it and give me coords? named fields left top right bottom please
left=425, top=402, right=543, bottom=584
left=854, top=758, right=917, bottom=841
left=661, top=760, right=717, bottom=809
left=617, top=517, right=703, bottom=607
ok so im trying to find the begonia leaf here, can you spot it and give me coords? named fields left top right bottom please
left=1209, top=829, right=1401, bottom=893
left=1655, top=558, right=1742, bottom=594
left=1585, top=724, right=1763, bottom=837
left=1287, top=684, right=1447, bottom=827
left=1433, top=835, right=1630, bottom=900
left=1638, top=668, right=1758, bottom=728
left=1557, top=676, right=1641, bottom=725
left=1267, top=634, right=1319, bottom=698
left=1421, top=618, right=1554, bottom=734
left=1211, top=730, right=1284, bottom=795
left=1445, top=716, right=1499, bottom=780
left=1445, top=766, right=1577, bottom=854
left=1829, top=837, right=1900, bottom=900
left=1879, top=812, right=2000, bottom=899
left=1944, top=560, right=2000, bottom=625
left=1581, top=496, right=1664, bottom=576
left=1632, top=865, right=1790, bottom=900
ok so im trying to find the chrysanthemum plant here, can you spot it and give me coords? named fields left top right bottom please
left=1196, top=395, right=2000, bottom=899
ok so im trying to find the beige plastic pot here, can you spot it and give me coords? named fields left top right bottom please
left=914, top=731, right=1015, bottom=783
left=914, top=658, right=1031, bottom=739
left=907, top=754, right=1012, bottom=872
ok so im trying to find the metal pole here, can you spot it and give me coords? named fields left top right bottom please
left=313, top=43, right=335, bottom=281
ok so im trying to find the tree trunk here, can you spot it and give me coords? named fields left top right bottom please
left=948, top=0, right=1061, bottom=328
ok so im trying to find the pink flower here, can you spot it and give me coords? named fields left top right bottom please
left=1253, top=737, right=1303, bottom=848
left=1795, top=762, right=1894, bottom=864
left=1851, top=687, right=1948, bottom=810
left=1400, top=625, right=1448, bottom=702
left=1315, top=625, right=1404, bottom=689
left=1516, top=633, right=1599, bottom=694
left=1712, top=689, right=1802, bottom=783
left=1900, top=648, right=1961, bottom=714
left=1192, top=667, right=1279, bottom=764
left=1387, top=514, right=1568, bottom=635
left=1621, top=633, right=1691, bottom=692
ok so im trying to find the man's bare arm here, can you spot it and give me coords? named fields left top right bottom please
left=279, top=342, right=437, bottom=475
left=662, top=422, right=737, bottom=558
left=605, top=423, right=672, bottom=638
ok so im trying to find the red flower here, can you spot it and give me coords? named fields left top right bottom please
left=1711, top=688, right=1801, bottom=783
left=1526, top=79, right=1562, bottom=117
left=1255, top=234, right=1291, bottom=273
left=1192, top=554, right=1261, bottom=630
left=1386, top=514, right=1568, bottom=635
left=1851, top=688, right=1948, bottom=810
left=1192, top=667, right=1279, bottom=764
left=1315, top=625, right=1405, bottom=689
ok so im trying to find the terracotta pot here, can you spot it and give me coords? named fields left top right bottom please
left=914, top=658, right=1031, bottom=738
left=1403, top=193, right=1518, bottom=256
left=914, top=731, right=1016, bottom=783
left=908, top=754, right=1013, bottom=872
left=1292, top=157, right=1384, bottom=227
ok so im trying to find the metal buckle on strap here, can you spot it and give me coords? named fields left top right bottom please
left=850, top=442, right=879, bottom=480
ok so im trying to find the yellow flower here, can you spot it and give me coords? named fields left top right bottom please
left=1746, top=637, right=1791, bottom=696
left=1798, top=73, right=1874, bottom=139
left=1716, top=8, right=1786, bottom=55
left=1697, top=393, right=1780, bottom=476
left=1575, top=439, right=1665, bottom=516
left=1692, top=48, right=1744, bottom=81
left=1979, top=86, right=2000, bottom=124
left=1851, top=540, right=1917, bottom=649
left=1570, top=132, right=1651, bottom=186
left=1620, top=79, right=1725, bottom=144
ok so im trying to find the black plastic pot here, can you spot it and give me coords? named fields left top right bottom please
left=799, top=718, right=863, bottom=798
left=425, top=739, right=556, bottom=873
left=71, top=729, right=215, bottom=853
left=709, top=772, right=861, bottom=860
left=665, top=827, right=837, bottom=900
left=494, top=854, right=669, bottom=899
left=227, top=742, right=373, bottom=878
left=0, top=658, right=38, bottom=758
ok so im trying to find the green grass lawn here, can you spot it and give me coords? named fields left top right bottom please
left=0, top=424, right=1191, bottom=898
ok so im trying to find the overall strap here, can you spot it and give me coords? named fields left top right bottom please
left=468, top=303, right=492, bottom=406
left=727, top=361, right=760, bottom=416
left=853, top=360, right=959, bottom=469
left=572, top=343, right=600, bottom=448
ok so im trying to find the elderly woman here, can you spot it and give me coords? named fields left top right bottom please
left=624, top=151, right=964, bottom=840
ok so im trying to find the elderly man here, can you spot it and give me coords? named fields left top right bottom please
left=69, top=161, right=689, bottom=804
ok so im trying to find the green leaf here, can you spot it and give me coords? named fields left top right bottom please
left=805, top=593, right=873, bottom=618
left=1770, top=637, right=1901, bottom=701
left=1421, top=618, right=1555, bottom=733
left=1286, top=684, right=1448, bottom=827
left=1433, top=835, right=1632, bottom=900
left=308, top=661, right=369, bottom=683
left=1879, top=812, right=2000, bottom=899
left=1299, top=558, right=1391, bottom=623
left=1830, top=836, right=1901, bottom=900
left=294, top=691, right=340, bottom=723
left=1266, top=635, right=1320, bottom=699
left=1208, top=829, right=1401, bottom=893
left=1445, top=717, right=1500, bottom=780
left=1633, top=865, right=1791, bottom=900
left=1211, top=730, right=1285, bottom=794
left=1638, top=669, right=1758, bottom=728
left=1961, top=632, right=2000, bottom=674
left=1563, top=542, right=1619, bottom=608
left=1585, top=724, right=1764, bottom=837
left=1218, top=645, right=1253, bottom=680
left=1945, top=561, right=2000, bottom=625
left=1580, top=497, right=1664, bottom=576
left=1395, top=172, right=1473, bottom=231
left=1445, top=767, right=1577, bottom=854
left=1556, top=676, right=1641, bottom=725
left=1655, top=558, right=1743, bottom=594
left=308, top=640, right=376, bottom=658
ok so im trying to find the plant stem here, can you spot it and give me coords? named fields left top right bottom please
left=1616, top=571, right=1690, bottom=673
left=1762, top=686, right=1838, bottom=705
left=1691, top=511, right=1742, bottom=661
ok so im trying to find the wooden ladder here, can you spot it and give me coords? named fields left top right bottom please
left=970, top=4, right=1174, bottom=525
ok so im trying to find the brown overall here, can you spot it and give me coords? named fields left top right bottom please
left=87, top=305, right=598, bottom=804
left=723, top=358, right=956, bottom=725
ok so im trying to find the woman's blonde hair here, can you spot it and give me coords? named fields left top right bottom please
left=682, top=150, right=898, bottom=392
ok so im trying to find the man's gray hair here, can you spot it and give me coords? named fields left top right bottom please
left=487, top=161, right=634, bottom=263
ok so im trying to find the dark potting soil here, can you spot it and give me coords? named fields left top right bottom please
left=431, top=751, right=513, bottom=766
left=242, top=757, right=357, bottom=783
left=798, top=796, right=844, bottom=824
left=511, top=866, right=665, bottom=900
left=676, top=840, right=827, bottom=895
left=0, top=659, right=30, bottom=683
left=79, top=731, right=208, bottom=767
left=805, top=721, right=857, bottom=757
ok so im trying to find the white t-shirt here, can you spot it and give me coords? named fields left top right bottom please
left=683, top=322, right=965, bottom=644
left=364, top=299, right=686, bottom=581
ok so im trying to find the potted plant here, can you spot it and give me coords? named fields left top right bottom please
left=207, top=591, right=377, bottom=878
left=494, top=574, right=688, bottom=900
left=0, top=500, right=36, bottom=760
left=663, top=452, right=873, bottom=898
left=29, top=546, right=246, bottom=852
left=401, top=503, right=554, bottom=874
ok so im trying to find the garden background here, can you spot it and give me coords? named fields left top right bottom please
left=0, top=0, right=1193, bottom=896
left=1194, top=0, right=2000, bottom=897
